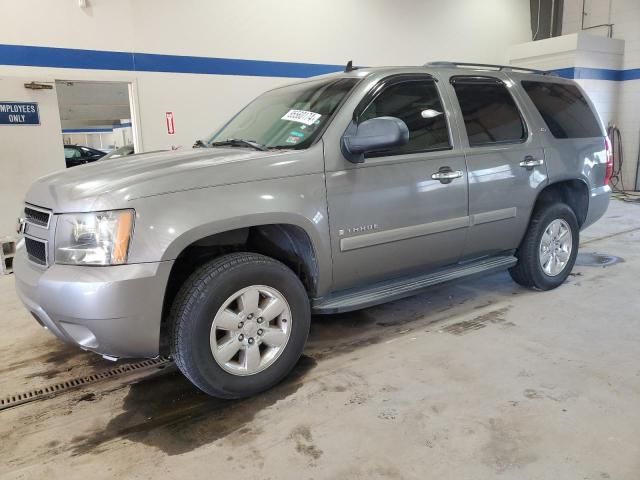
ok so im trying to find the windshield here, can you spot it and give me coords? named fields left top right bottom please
left=207, top=77, right=359, bottom=149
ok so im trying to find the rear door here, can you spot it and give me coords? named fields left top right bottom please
left=443, top=73, right=548, bottom=259
left=324, top=74, right=470, bottom=291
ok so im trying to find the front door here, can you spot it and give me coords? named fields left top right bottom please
left=325, top=76, right=470, bottom=291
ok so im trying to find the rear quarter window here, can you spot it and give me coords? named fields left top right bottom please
left=521, top=81, right=602, bottom=138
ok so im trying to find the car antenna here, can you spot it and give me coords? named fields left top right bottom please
left=345, top=60, right=358, bottom=72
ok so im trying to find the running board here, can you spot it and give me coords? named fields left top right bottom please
left=312, top=255, right=517, bottom=314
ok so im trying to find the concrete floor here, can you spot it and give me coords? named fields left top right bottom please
left=1, top=199, right=639, bottom=480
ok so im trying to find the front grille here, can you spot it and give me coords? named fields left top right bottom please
left=24, top=206, right=51, bottom=228
left=25, top=237, right=47, bottom=265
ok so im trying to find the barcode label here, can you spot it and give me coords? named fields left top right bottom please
left=281, top=109, right=322, bottom=126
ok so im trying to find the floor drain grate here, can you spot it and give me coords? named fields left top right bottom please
left=0, top=357, right=172, bottom=411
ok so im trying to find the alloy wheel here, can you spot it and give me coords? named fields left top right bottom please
left=539, top=218, right=573, bottom=277
left=209, top=285, right=292, bottom=375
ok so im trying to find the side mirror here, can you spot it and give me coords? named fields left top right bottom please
left=341, top=116, right=409, bottom=163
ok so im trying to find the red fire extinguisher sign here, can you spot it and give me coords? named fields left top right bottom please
left=166, top=112, right=175, bottom=135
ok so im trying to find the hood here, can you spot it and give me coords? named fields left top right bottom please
left=25, top=146, right=321, bottom=212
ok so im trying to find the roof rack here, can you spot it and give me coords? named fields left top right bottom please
left=425, top=61, right=554, bottom=75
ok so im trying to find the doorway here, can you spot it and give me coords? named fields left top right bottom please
left=55, top=80, right=141, bottom=167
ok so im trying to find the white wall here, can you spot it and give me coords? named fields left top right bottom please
left=0, top=77, right=65, bottom=236
left=563, top=0, right=640, bottom=189
left=128, top=0, right=530, bottom=65
left=0, top=0, right=534, bottom=237
left=0, top=0, right=532, bottom=151
left=509, top=32, right=625, bottom=129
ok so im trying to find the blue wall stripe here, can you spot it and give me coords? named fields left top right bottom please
left=551, top=67, right=575, bottom=78
left=2, top=43, right=640, bottom=81
left=133, top=52, right=343, bottom=78
left=62, top=122, right=132, bottom=134
left=573, top=67, right=623, bottom=81
left=550, top=66, right=640, bottom=81
left=62, top=127, right=114, bottom=133
left=620, top=68, right=640, bottom=81
left=0, top=43, right=343, bottom=78
left=0, top=44, right=134, bottom=71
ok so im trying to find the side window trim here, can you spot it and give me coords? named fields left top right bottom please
left=352, top=73, right=436, bottom=122
left=353, top=75, right=454, bottom=159
left=450, top=75, right=529, bottom=148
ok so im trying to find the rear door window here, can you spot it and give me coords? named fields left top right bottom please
left=521, top=81, right=602, bottom=138
left=451, top=77, right=526, bottom=146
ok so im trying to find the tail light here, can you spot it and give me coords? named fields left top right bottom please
left=604, top=136, right=614, bottom=186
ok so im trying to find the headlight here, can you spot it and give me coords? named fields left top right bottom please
left=55, top=210, right=135, bottom=265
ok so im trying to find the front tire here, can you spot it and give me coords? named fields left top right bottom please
left=170, top=253, right=310, bottom=399
left=509, top=203, right=579, bottom=290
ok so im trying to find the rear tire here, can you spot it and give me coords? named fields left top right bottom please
left=509, top=203, right=579, bottom=290
left=170, top=253, right=310, bottom=399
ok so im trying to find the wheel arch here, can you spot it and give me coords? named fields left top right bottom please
left=532, top=179, right=590, bottom=228
left=159, top=220, right=323, bottom=355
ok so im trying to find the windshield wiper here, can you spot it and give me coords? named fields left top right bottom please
left=209, top=138, right=268, bottom=151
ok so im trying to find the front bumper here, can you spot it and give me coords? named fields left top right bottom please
left=13, top=243, right=173, bottom=358
left=582, top=185, right=611, bottom=230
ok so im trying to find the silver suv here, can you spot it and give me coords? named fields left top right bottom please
left=14, top=62, right=611, bottom=398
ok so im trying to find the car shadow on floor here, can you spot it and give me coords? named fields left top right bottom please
left=64, top=271, right=528, bottom=456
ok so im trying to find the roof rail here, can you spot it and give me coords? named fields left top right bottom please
left=425, top=61, right=553, bottom=75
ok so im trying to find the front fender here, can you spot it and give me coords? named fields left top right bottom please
left=127, top=173, right=333, bottom=294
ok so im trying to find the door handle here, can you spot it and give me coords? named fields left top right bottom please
left=519, top=156, right=544, bottom=169
left=431, top=168, right=463, bottom=184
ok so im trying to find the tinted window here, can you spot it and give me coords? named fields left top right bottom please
left=522, top=81, right=602, bottom=138
left=359, top=80, right=451, bottom=155
left=452, top=78, right=526, bottom=146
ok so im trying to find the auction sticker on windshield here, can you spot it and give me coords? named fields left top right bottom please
left=281, top=109, right=322, bottom=126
